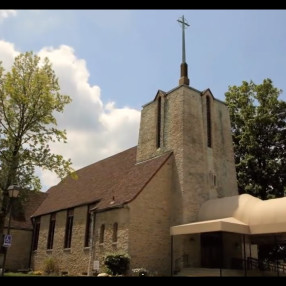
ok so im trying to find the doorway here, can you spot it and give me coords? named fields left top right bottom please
left=201, top=232, right=222, bottom=268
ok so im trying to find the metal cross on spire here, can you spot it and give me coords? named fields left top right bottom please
left=177, top=15, right=190, bottom=64
left=177, top=15, right=190, bottom=86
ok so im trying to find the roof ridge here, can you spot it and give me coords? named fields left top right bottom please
left=135, top=150, right=173, bottom=165
left=125, top=151, right=173, bottom=205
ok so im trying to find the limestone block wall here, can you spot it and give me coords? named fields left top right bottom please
left=200, top=93, right=238, bottom=198
left=128, top=156, right=173, bottom=276
left=164, top=86, right=210, bottom=224
left=212, top=100, right=238, bottom=197
left=181, top=88, right=209, bottom=223
left=6, top=229, right=32, bottom=271
left=136, top=100, right=159, bottom=162
left=32, top=205, right=91, bottom=276
left=137, top=86, right=238, bottom=225
left=93, top=208, right=129, bottom=273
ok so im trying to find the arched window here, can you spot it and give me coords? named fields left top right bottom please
left=206, top=96, right=212, bottom=148
left=157, top=96, right=161, bottom=148
left=99, top=224, right=105, bottom=243
left=64, top=209, right=73, bottom=249
left=47, top=213, right=56, bottom=249
left=112, top=223, right=118, bottom=243
left=84, top=205, right=92, bottom=247
left=32, top=217, right=41, bottom=251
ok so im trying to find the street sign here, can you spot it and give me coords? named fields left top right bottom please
left=3, top=234, right=12, bottom=247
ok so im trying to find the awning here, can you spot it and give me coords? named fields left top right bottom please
left=171, top=194, right=286, bottom=236
left=170, top=217, right=249, bottom=235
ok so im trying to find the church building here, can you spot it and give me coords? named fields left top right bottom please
left=29, top=16, right=240, bottom=275
left=4, top=16, right=286, bottom=276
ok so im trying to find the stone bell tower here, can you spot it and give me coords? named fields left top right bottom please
left=136, top=16, right=238, bottom=225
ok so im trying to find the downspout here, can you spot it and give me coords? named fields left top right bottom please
left=243, top=234, right=247, bottom=277
left=220, top=232, right=223, bottom=277
left=28, top=217, right=35, bottom=270
left=170, top=236, right=173, bottom=276
left=275, top=235, right=279, bottom=277
left=88, top=209, right=97, bottom=276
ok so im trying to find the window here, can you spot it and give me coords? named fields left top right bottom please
left=112, top=223, right=118, bottom=243
left=84, top=205, right=92, bottom=247
left=213, top=174, right=217, bottom=186
left=64, top=209, right=74, bottom=249
left=47, top=213, right=56, bottom=249
left=206, top=96, right=212, bottom=148
left=99, top=224, right=105, bottom=243
left=157, top=96, right=161, bottom=148
left=32, top=217, right=41, bottom=251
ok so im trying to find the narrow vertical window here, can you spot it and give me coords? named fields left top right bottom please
left=99, top=224, right=105, bottom=243
left=206, top=96, right=212, bottom=148
left=64, top=209, right=74, bottom=249
left=84, top=205, right=92, bottom=247
left=213, top=174, right=217, bottom=186
left=47, top=213, right=56, bottom=249
left=112, top=223, right=118, bottom=243
left=32, top=217, right=41, bottom=251
left=157, top=96, right=161, bottom=148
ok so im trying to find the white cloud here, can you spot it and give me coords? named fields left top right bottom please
left=0, top=10, right=17, bottom=22
left=0, top=41, right=19, bottom=70
left=0, top=40, right=141, bottom=191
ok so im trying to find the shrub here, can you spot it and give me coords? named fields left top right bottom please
left=43, top=257, right=59, bottom=275
left=104, top=252, right=130, bottom=276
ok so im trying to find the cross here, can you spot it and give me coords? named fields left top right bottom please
left=177, top=15, right=190, bottom=64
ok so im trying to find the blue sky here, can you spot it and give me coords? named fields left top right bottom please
left=1, top=10, right=286, bottom=190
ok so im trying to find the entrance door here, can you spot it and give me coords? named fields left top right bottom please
left=201, top=232, right=223, bottom=268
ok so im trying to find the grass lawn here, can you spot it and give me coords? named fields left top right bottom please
left=4, top=272, right=43, bottom=276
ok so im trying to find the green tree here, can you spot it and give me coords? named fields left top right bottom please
left=0, top=52, right=74, bottom=240
left=225, top=79, right=286, bottom=200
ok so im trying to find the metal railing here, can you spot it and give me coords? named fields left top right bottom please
left=247, top=257, right=286, bottom=274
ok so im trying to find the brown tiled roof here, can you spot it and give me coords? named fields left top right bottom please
left=32, top=147, right=172, bottom=217
left=5, top=192, right=48, bottom=230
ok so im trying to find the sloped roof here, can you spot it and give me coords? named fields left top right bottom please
left=5, top=192, right=48, bottom=230
left=32, top=146, right=172, bottom=217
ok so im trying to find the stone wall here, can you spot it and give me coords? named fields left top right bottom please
left=93, top=208, right=129, bottom=273
left=32, top=205, right=91, bottom=276
left=137, top=86, right=238, bottom=226
left=136, top=85, right=238, bottom=272
left=136, top=99, right=161, bottom=162
left=212, top=99, right=238, bottom=197
left=128, top=155, right=173, bottom=276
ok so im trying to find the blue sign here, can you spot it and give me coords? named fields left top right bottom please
left=3, top=234, right=12, bottom=247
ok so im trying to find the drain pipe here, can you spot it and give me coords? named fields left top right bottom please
left=243, top=235, right=247, bottom=277
left=88, top=208, right=97, bottom=276
left=170, top=236, right=173, bottom=276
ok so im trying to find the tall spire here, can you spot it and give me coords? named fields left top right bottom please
left=177, top=15, right=190, bottom=86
